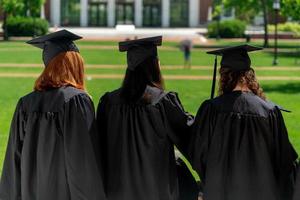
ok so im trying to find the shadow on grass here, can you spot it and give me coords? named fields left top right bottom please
left=264, top=50, right=300, bottom=59
left=263, top=82, right=300, bottom=94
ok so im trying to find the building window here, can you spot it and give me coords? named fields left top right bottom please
left=116, top=0, right=135, bottom=25
left=170, top=0, right=189, bottom=27
left=89, top=0, right=108, bottom=26
left=143, top=0, right=161, bottom=27
left=61, top=0, right=81, bottom=26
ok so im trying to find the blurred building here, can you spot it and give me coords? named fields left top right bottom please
left=44, top=0, right=213, bottom=27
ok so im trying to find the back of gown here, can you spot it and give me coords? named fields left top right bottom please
left=96, top=86, right=194, bottom=200
left=0, top=86, right=105, bottom=200
left=189, top=91, right=298, bottom=200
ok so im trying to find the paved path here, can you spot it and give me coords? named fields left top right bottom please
left=0, top=63, right=299, bottom=71
left=0, top=73, right=299, bottom=81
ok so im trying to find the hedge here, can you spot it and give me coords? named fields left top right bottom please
left=208, top=19, right=247, bottom=38
left=5, top=16, right=49, bottom=37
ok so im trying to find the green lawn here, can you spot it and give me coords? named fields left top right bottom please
left=0, top=39, right=300, bottom=175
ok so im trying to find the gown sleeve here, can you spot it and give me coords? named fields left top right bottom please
left=159, top=92, right=194, bottom=156
left=293, top=166, right=300, bottom=200
left=0, top=99, right=24, bottom=200
left=270, top=107, right=298, bottom=200
left=95, top=93, right=109, bottom=188
left=63, top=94, right=105, bottom=200
left=187, top=100, right=214, bottom=182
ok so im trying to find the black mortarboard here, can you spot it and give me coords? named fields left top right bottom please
left=207, top=44, right=263, bottom=99
left=26, top=29, right=82, bottom=66
left=119, top=36, right=162, bottom=70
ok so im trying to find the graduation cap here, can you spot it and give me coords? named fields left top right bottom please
left=207, top=44, right=263, bottom=99
left=119, top=36, right=162, bottom=71
left=27, top=29, right=82, bottom=66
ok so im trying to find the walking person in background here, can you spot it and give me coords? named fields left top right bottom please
left=0, top=30, right=106, bottom=200
left=96, top=36, right=195, bottom=200
left=180, top=39, right=193, bottom=69
left=188, top=45, right=298, bottom=200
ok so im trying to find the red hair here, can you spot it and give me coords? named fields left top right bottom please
left=34, top=51, right=85, bottom=91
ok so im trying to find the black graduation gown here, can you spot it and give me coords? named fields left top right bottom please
left=176, top=157, right=199, bottom=200
left=293, top=166, right=300, bottom=200
left=189, top=91, right=298, bottom=200
left=0, top=86, right=106, bottom=200
left=96, top=86, right=194, bottom=200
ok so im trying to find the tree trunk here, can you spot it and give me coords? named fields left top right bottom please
left=3, top=12, right=8, bottom=41
left=261, top=0, right=269, bottom=47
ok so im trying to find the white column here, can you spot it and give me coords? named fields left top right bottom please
left=51, top=0, right=60, bottom=27
left=80, top=0, right=88, bottom=26
left=162, top=0, right=170, bottom=27
left=40, top=4, right=45, bottom=19
left=189, top=0, right=199, bottom=27
left=108, top=0, right=116, bottom=27
left=135, top=0, right=143, bottom=27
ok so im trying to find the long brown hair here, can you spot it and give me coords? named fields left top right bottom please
left=34, top=51, right=85, bottom=91
left=219, top=68, right=266, bottom=100
left=121, top=56, right=164, bottom=102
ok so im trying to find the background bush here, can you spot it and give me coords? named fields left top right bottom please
left=5, top=16, right=49, bottom=37
left=268, top=22, right=300, bottom=36
left=208, top=19, right=247, bottom=38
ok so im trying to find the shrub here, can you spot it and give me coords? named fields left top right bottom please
left=268, top=22, right=300, bottom=36
left=5, top=16, right=49, bottom=37
left=208, top=19, right=247, bottom=38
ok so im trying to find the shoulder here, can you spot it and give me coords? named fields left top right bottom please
left=145, top=86, right=169, bottom=105
left=21, top=86, right=90, bottom=112
left=59, top=86, right=89, bottom=102
left=209, top=92, right=278, bottom=117
left=98, top=88, right=123, bottom=105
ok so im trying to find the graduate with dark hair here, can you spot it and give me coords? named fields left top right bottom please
left=188, top=45, right=298, bottom=200
left=0, top=30, right=106, bottom=200
left=96, top=36, right=195, bottom=200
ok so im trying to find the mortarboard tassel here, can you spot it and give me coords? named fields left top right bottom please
left=210, top=55, right=218, bottom=99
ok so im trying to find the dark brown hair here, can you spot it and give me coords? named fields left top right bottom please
left=219, top=67, right=266, bottom=100
left=34, top=51, right=85, bottom=91
left=121, top=56, right=164, bottom=102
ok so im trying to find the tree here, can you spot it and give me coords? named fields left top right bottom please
left=0, top=0, right=45, bottom=40
left=281, top=0, right=300, bottom=21
left=0, top=0, right=24, bottom=40
left=0, top=0, right=24, bottom=16
left=223, top=0, right=273, bottom=47
left=24, top=0, right=45, bottom=17
left=211, top=0, right=223, bottom=40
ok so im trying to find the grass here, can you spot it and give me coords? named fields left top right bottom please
left=0, top=39, right=300, bottom=175
left=0, top=39, right=299, bottom=66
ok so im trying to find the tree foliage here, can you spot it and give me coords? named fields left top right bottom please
left=0, top=0, right=45, bottom=17
left=0, top=0, right=24, bottom=16
left=223, top=0, right=274, bottom=47
left=281, top=0, right=300, bottom=21
left=24, top=0, right=45, bottom=17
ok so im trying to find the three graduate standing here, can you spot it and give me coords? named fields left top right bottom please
left=0, top=29, right=299, bottom=200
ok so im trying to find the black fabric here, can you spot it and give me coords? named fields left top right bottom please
left=189, top=91, right=298, bottom=200
left=96, top=86, right=194, bottom=200
left=119, top=36, right=162, bottom=70
left=0, top=86, right=106, bottom=200
left=220, top=50, right=251, bottom=70
left=176, top=158, right=199, bottom=200
left=207, top=44, right=262, bottom=71
left=293, top=165, right=300, bottom=200
left=27, top=30, right=81, bottom=66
